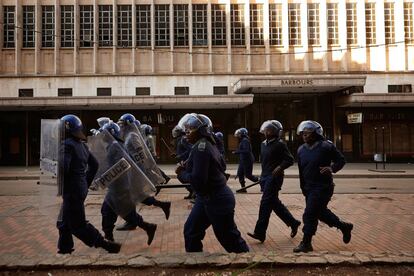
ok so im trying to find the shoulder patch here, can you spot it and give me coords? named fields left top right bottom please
left=198, top=141, right=206, bottom=151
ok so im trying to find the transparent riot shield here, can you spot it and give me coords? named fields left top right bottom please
left=122, top=124, right=164, bottom=185
left=88, top=130, right=156, bottom=217
left=39, top=119, right=64, bottom=221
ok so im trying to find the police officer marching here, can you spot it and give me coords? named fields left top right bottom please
left=247, top=120, right=301, bottom=243
left=175, top=113, right=249, bottom=253
left=294, top=120, right=353, bottom=253
left=233, top=128, right=259, bottom=192
left=57, top=115, right=121, bottom=254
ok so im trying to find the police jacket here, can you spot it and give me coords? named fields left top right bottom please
left=260, top=138, right=294, bottom=177
left=214, top=135, right=225, bottom=156
left=175, top=136, right=192, bottom=162
left=63, top=137, right=98, bottom=201
left=177, top=137, right=227, bottom=196
left=234, top=136, right=254, bottom=163
left=297, top=139, right=345, bottom=191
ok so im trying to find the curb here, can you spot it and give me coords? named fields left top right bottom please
left=1, top=251, right=413, bottom=269
left=1, top=174, right=414, bottom=181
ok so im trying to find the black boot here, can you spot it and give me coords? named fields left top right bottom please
left=154, top=200, right=171, bottom=220
left=293, top=241, right=313, bottom=253
left=247, top=232, right=265, bottom=243
left=293, top=235, right=313, bottom=253
left=57, top=248, right=74, bottom=254
left=340, top=222, right=353, bottom=244
left=116, top=221, right=137, bottom=231
left=104, top=232, right=114, bottom=242
left=142, top=222, right=157, bottom=245
left=100, top=240, right=122, bottom=254
left=237, top=182, right=247, bottom=193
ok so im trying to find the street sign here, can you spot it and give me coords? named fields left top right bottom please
left=347, top=113, right=363, bottom=124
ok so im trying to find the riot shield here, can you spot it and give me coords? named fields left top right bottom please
left=88, top=130, right=156, bottom=217
left=122, top=124, right=165, bottom=185
left=39, top=119, right=64, bottom=221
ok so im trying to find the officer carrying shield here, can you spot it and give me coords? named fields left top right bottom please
left=175, top=113, right=249, bottom=253
left=233, top=128, right=258, bottom=191
left=99, top=122, right=157, bottom=245
left=247, top=120, right=301, bottom=243
left=294, top=120, right=353, bottom=253
left=118, top=113, right=171, bottom=220
left=57, top=115, right=121, bottom=254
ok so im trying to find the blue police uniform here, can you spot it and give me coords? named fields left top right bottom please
left=251, top=138, right=300, bottom=240
left=177, top=137, right=249, bottom=253
left=57, top=137, right=105, bottom=253
left=214, top=134, right=225, bottom=157
left=297, top=139, right=346, bottom=238
left=235, top=136, right=258, bottom=186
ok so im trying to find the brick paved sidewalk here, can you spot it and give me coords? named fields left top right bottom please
left=0, top=186, right=413, bottom=268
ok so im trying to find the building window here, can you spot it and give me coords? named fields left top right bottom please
left=405, top=3, right=414, bottom=43
left=80, top=5, right=94, bottom=48
left=231, top=4, right=245, bottom=46
left=384, top=3, right=395, bottom=44
left=97, top=88, right=111, bottom=96
left=288, top=3, right=301, bottom=46
left=250, top=4, right=264, bottom=46
left=18, top=89, right=34, bottom=97
left=365, top=3, right=376, bottom=45
left=388, top=85, right=412, bottom=93
left=308, top=3, right=320, bottom=46
left=193, top=4, right=207, bottom=46
left=155, top=5, right=170, bottom=47
left=174, top=5, right=188, bottom=46
left=99, top=5, right=113, bottom=47
left=136, top=87, right=150, bottom=95
left=212, top=4, right=226, bottom=46
left=174, top=87, right=189, bottom=95
left=117, top=5, right=132, bottom=47
left=42, top=6, right=55, bottom=48
left=58, top=88, right=73, bottom=97
left=269, top=4, right=282, bottom=46
left=213, top=86, right=228, bottom=95
left=346, top=3, right=358, bottom=45
left=23, top=6, right=35, bottom=48
left=3, top=6, right=15, bottom=48
left=137, top=5, right=151, bottom=47
left=327, top=3, right=339, bottom=45
left=61, top=6, right=74, bottom=48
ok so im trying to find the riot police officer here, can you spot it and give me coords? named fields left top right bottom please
left=175, top=113, right=249, bottom=253
left=233, top=128, right=258, bottom=191
left=57, top=115, right=121, bottom=254
left=247, top=120, right=301, bottom=243
left=118, top=113, right=171, bottom=220
left=99, top=122, right=157, bottom=245
left=172, top=125, right=194, bottom=199
left=294, top=120, right=353, bottom=253
left=214, top=132, right=225, bottom=158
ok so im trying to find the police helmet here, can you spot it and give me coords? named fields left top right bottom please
left=134, top=119, right=141, bottom=128
left=215, top=132, right=224, bottom=140
left=141, top=124, right=153, bottom=135
left=177, top=113, right=213, bottom=137
left=296, top=120, right=324, bottom=137
left=172, top=125, right=184, bottom=138
left=97, top=117, right=111, bottom=128
left=234, top=128, right=248, bottom=138
left=118, top=113, right=136, bottom=126
left=260, top=120, right=283, bottom=138
left=61, top=114, right=86, bottom=140
left=102, top=121, right=121, bottom=140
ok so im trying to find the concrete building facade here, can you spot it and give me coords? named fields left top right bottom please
left=0, top=0, right=413, bottom=165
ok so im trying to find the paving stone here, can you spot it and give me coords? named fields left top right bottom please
left=295, top=255, right=328, bottom=264
left=93, top=254, right=128, bottom=266
left=269, top=255, right=296, bottom=264
left=339, top=251, right=354, bottom=257
left=128, top=256, right=155, bottom=267
left=154, top=255, right=185, bottom=267
left=354, top=252, right=372, bottom=263
left=325, top=254, right=360, bottom=264
left=64, top=256, right=97, bottom=266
